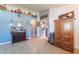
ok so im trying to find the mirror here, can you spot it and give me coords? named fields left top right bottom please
left=16, top=21, right=23, bottom=28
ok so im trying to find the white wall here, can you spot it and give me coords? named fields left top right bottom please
left=49, top=5, right=79, bottom=49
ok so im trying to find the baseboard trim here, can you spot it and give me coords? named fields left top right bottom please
left=0, top=41, right=12, bottom=45
left=74, top=48, right=79, bottom=53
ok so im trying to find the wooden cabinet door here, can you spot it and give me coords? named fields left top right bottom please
left=54, top=20, right=62, bottom=47
left=12, top=32, right=18, bottom=43
left=62, top=20, right=73, bottom=52
left=22, top=32, right=26, bottom=40
left=12, top=32, right=26, bottom=43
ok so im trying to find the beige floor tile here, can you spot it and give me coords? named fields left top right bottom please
left=0, top=37, right=72, bottom=54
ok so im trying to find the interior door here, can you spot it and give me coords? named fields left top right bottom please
left=62, top=19, right=73, bottom=52
left=54, top=20, right=62, bottom=47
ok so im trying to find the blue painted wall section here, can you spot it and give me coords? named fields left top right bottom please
left=0, top=10, right=32, bottom=43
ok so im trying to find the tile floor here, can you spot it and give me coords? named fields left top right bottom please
left=0, top=37, right=72, bottom=54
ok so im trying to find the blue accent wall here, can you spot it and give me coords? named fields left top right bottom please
left=0, top=10, right=32, bottom=43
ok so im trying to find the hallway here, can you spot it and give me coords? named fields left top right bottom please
left=0, top=37, right=72, bottom=54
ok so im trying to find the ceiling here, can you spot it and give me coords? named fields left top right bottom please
left=17, top=4, right=69, bottom=11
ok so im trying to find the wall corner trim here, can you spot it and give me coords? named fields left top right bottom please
left=0, top=41, right=12, bottom=45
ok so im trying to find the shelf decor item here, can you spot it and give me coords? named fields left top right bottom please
left=32, top=15, right=37, bottom=18
left=59, top=11, right=74, bottom=20
left=14, top=9, right=22, bottom=14
left=0, top=5, right=7, bottom=10
left=11, top=9, right=13, bottom=12
left=26, top=12, right=32, bottom=16
left=10, top=8, right=37, bottom=17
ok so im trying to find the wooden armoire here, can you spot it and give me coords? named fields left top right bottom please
left=54, top=11, right=74, bottom=52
